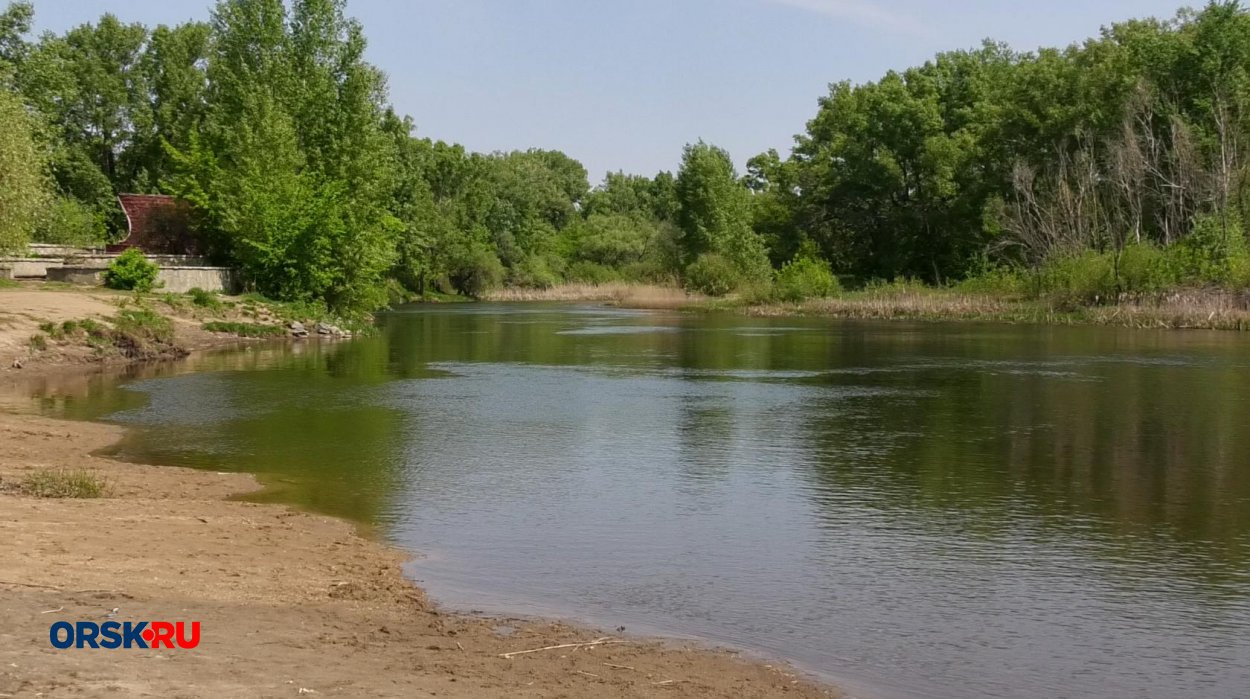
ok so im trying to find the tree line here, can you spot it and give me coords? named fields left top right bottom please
left=3, top=0, right=1250, bottom=313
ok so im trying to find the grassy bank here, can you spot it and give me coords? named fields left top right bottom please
left=482, top=281, right=1250, bottom=331
left=741, top=287, right=1250, bottom=330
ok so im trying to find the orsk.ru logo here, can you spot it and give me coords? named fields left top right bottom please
left=49, top=621, right=201, bottom=649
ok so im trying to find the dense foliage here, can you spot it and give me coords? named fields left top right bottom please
left=103, top=248, right=160, bottom=291
left=0, top=85, right=45, bottom=252
left=5, top=1, right=1250, bottom=310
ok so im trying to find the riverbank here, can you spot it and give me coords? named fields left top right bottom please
left=0, top=288, right=836, bottom=697
left=485, top=282, right=1250, bottom=330
left=0, top=285, right=263, bottom=376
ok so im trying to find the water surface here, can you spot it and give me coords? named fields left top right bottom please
left=12, top=304, right=1250, bottom=699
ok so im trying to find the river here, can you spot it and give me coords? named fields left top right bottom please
left=17, top=303, right=1250, bottom=699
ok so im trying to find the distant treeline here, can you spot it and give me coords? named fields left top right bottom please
left=3, top=1, right=1250, bottom=313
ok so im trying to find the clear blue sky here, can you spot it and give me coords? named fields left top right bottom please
left=32, top=0, right=1191, bottom=181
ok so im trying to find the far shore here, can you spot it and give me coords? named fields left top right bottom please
left=0, top=285, right=836, bottom=698
left=483, top=281, right=1250, bottom=331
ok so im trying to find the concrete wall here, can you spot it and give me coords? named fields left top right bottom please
left=47, top=265, right=240, bottom=294
left=46, top=267, right=106, bottom=286
left=157, top=266, right=239, bottom=294
left=27, top=243, right=98, bottom=258
left=68, top=254, right=211, bottom=268
left=0, top=258, right=65, bottom=278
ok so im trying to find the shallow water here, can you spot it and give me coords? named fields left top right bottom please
left=15, top=304, right=1250, bottom=699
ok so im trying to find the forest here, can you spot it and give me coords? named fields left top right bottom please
left=3, top=0, right=1250, bottom=314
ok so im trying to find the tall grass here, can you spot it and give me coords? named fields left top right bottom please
left=484, top=282, right=699, bottom=308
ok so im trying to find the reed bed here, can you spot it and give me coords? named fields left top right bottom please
left=483, top=283, right=700, bottom=308
left=747, top=288, right=1250, bottom=330
left=485, top=282, right=1250, bottom=331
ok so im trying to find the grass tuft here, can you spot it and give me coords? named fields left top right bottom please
left=202, top=321, right=287, bottom=338
left=20, top=469, right=108, bottom=498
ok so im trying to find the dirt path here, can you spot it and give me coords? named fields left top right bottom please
left=0, top=289, right=838, bottom=698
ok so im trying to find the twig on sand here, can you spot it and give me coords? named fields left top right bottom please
left=500, top=637, right=621, bottom=659
left=0, top=580, right=60, bottom=590
left=574, top=670, right=601, bottom=679
left=40, top=606, right=64, bottom=614
left=603, top=662, right=635, bottom=671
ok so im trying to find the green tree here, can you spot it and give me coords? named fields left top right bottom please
left=0, top=85, right=47, bottom=252
left=135, top=21, right=210, bottom=190
left=675, top=141, right=770, bottom=282
left=0, top=2, right=32, bottom=84
left=169, top=0, right=397, bottom=314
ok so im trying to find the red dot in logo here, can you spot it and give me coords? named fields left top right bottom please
left=141, top=629, right=155, bottom=643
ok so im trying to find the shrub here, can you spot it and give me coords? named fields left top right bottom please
left=509, top=254, right=562, bottom=289
left=566, top=260, right=622, bottom=285
left=1168, top=215, right=1250, bottom=286
left=683, top=253, right=741, bottom=296
left=447, top=242, right=505, bottom=297
left=103, top=249, right=160, bottom=292
left=1038, top=250, right=1117, bottom=305
left=35, top=197, right=106, bottom=247
left=28, top=333, right=47, bottom=351
left=20, top=469, right=107, bottom=498
left=956, top=266, right=1028, bottom=296
left=187, top=287, right=224, bottom=311
left=564, top=214, right=653, bottom=267
left=1116, top=244, right=1175, bottom=295
left=77, top=318, right=104, bottom=334
left=1228, top=253, right=1250, bottom=290
left=774, top=255, right=839, bottom=302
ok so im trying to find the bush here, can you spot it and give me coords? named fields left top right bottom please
left=1117, top=244, right=1176, bottom=295
left=956, top=266, right=1028, bottom=295
left=28, top=333, right=47, bottom=351
left=20, top=469, right=107, bottom=498
left=35, top=197, right=106, bottom=247
left=563, top=214, right=653, bottom=267
left=447, top=242, right=505, bottom=297
left=1037, top=250, right=1117, bottom=305
left=509, top=254, right=562, bottom=289
left=774, top=255, right=839, bottom=302
left=565, top=260, right=622, bottom=284
left=1164, top=214, right=1250, bottom=286
left=187, top=287, right=224, bottom=311
left=683, top=253, right=741, bottom=296
left=103, top=249, right=160, bottom=292
left=1228, top=253, right=1250, bottom=290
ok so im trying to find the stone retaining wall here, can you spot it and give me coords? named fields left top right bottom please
left=0, top=258, right=64, bottom=278
left=47, top=265, right=240, bottom=294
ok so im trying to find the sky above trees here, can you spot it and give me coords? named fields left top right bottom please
left=34, top=0, right=1188, bottom=178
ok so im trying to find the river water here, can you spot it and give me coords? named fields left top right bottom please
left=15, top=304, right=1250, bottom=698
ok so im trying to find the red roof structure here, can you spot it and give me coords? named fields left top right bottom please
left=108, top=194, right=199, bottom=255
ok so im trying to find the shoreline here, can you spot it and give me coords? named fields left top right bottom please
left=484, top=282, right=1250, bottom=331
left=0, top=291, right=838, bottom=697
